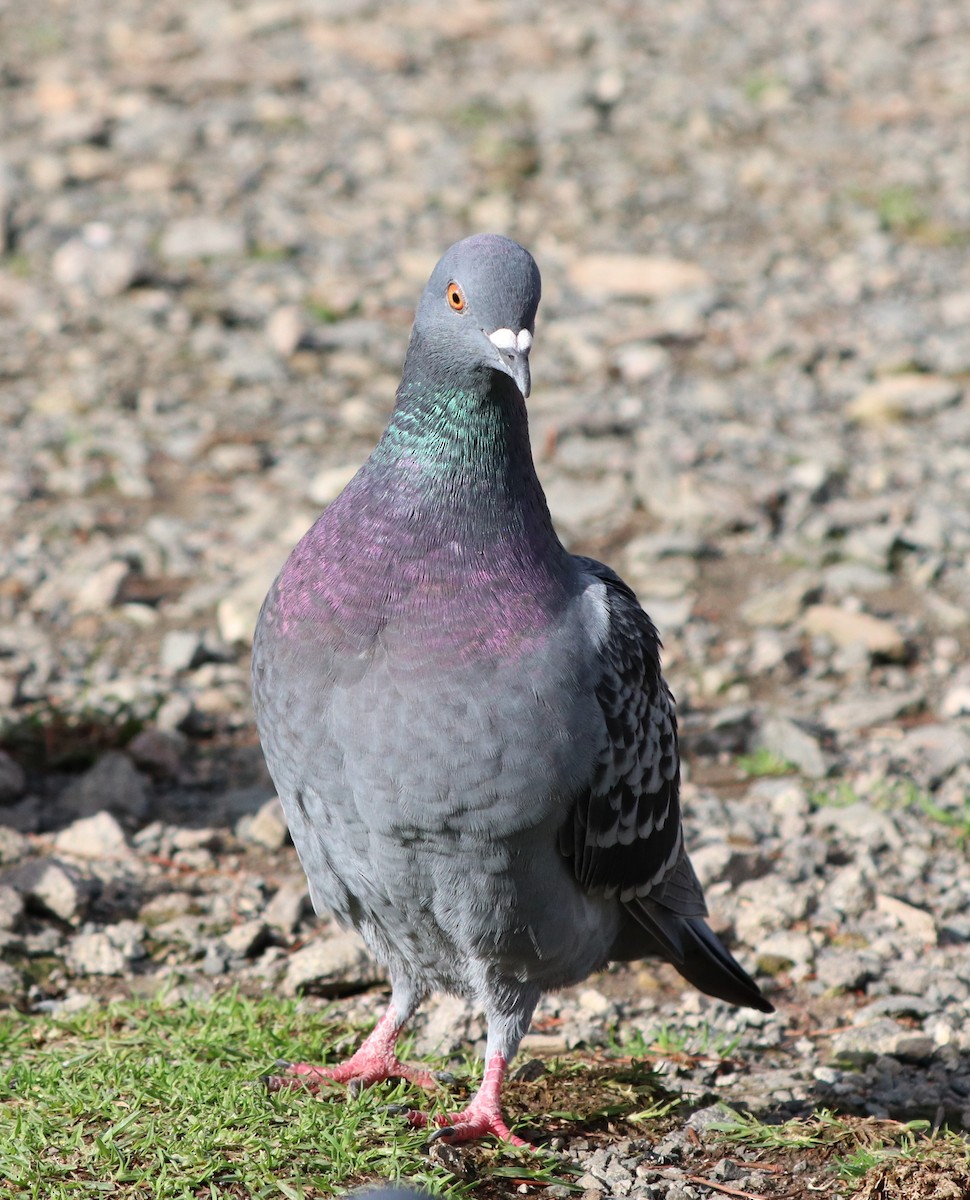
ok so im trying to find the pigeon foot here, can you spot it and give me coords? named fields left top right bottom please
left=403, top=1053, right=532, bottom=1148
left=263, top=1005, right=437, bottom=1094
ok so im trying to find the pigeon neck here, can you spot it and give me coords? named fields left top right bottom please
left=367, top=352, right=559, bottom=554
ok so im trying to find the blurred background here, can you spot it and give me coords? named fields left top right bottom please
left=1, top=0, right=969, bottom=1139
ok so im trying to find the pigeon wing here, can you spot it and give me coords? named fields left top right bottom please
left=561, top=558, right=704, bottom=916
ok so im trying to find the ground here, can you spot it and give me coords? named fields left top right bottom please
left=1, top=1, right=970, bottom=1197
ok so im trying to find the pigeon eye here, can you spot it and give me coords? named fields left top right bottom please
left=446, top=282, right=466, bottom=312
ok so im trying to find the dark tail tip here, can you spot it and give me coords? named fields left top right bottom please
left=680, top=918, right=774, bottom=1013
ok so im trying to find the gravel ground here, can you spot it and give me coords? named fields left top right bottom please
left=2, top=0, right=970, bottom=1195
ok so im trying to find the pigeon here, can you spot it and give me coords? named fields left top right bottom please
left=251, top=233, right=772, bottom=1147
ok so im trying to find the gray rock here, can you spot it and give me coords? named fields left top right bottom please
left=0, top=751, right=26, bottom=804
left=51, top=224, right=142, bottom=303
left=126, top=728, right=185, bottom=778
left=263, top=879, right=309, bottom=933
left=802, top=605, right=906, bottom=660
left=12, top=858, right=95, bottom=922
left=282, top=929, right=385, bottom=996
left=895, top=724, right=970, bottom=787
left=0, top=884, right=25, bottom=930
left=158, top=217, right=246, bottom=262
left=53, top=811, right=133, bottom=861
left=159, top=630, right=204, bottom=673
left=58, top=753, right=149, bottom=824
left=0, top=826, right=29, bottom=865
left=66, top=921, right=145, bottom=976
left=236, top=796, right=290, bottom=851
left=754, top=714, right=828, bottom=779
left=221, top=919, right=270, bottom=958
left=830, top=1017, right=935, bottom=1065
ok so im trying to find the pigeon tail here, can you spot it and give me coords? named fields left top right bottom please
left=627, top=902, right=773, bottom=1013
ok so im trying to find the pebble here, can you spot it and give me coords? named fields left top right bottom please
left=58, top=752, right=149, bottom=825
left=236, top=796, right=290, bottom=851
left=12, top=858, right=94, bottom=922
left=53, top=811, right=133, bottom=861
left=568, top=255, right=711, bottom=299
left=283, top=929, right=386, bottom=996
left=0, top=751, right=27, bottom=803
left=158, top=217, right=247, bottom=262
left=801, top=605, right=907, bottom=660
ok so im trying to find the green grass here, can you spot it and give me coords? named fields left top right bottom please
left=711, top=1108, right=970, bottom=1196
left=0, top=993, right=483, bottom=1198
left=610, top=1021, right=742, bottom=1061
left=0, top=994, right=665, bottom=1199
left=737, top=748, right=796, bottom=778
left=809, top=777, right=970, bottom=841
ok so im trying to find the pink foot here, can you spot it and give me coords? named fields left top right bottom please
left=264, top=1006, right=437, bottom=1094
left=404, top=1053, right=532, bottom=1149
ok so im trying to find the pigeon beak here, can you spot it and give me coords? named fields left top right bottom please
left=487, top=327, right=533, bottom=399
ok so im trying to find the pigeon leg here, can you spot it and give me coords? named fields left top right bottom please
left=406, top=984, right=538, bottom=1148
left=413, top=1052, right=529, bottom=1147
left=265, top=991, right=436, bottom=1093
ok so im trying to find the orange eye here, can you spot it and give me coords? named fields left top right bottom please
left=446, top=281, right=466, bottom=311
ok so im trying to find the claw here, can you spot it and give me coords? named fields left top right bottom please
left=427, top=1125, right=456, bottom=1144
left=433, top=1071, right=457, bottom=1084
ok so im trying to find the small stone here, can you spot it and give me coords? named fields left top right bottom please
left=712, top=1159, right=744, bottom=1182
left=576, top=987, right=611, bottom=1015
left=802, top=605, right=906, bottom=660
left=59, top=752, right=149, bottom=823
left=830, top=1017, right=934, bottom=1064
left=266, top=305, right=306, bottom=357
left=822, top=689, right=924, bottom=732
left=159, top=216, right=246, bottom=262
left=543, top=473, right=630, bottom=542
left=0, top=884, right=25, bottom=930
left=160, top=629, right=203, bottom=673
left=236, top=796, right=290, bottom=851
left=221, top=919, right=270, bottom=957
left=53, top=811, right=133, bottom=860
left=0, top=751, right=26, bottom=803
left=307, top=464, right=359, bottom=507
left=216, top=559, right=283, bottom=645
left=413, top=993, right=477, bottom=1056
left=847, top=374, right=961, bottom=424
left=740, top=575, right=816, bottom=627
left=754, top=714, right=828, bottom=779
left=283, top=929, right=385, bottom=995
left=66, top=931, right=125, bottom=976
left=51, top=224, right=141, bottom=303
left=126, top=727, right=185, bottom=778
left=896, top=723, right=970, bottom=786
left=264, top=879, right=309, bottom=933
left=14, top=858, right=94, bottom=921
left=815, top=948, right=880, bottom=992
left=940, top=686, right=970, bottom=718
left=568, top=254, right=711, bottom=298
left=686, top=1104, right=739, bottom=1137
left=614, top=342, right=670, bottom=383
left=0, top=826, right=29, bottom=865
left=756, top=931, right=816, bottom=979
left=72, top=560, right=130, bottom=613
left=875, top=894, right=937, bottom=944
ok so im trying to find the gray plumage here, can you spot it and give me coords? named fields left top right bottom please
left=252, top=234, right=771, bottom=1143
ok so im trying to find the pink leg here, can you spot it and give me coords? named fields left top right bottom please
left=264, top=1004, right=437, bottom=1094
left=408, top=1054, right=531, bottom=1148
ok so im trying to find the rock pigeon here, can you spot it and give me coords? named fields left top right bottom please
left=251, top=234, right=772, bottom=1147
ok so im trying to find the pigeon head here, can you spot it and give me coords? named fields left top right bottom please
left=411, top=234, right=541, bottom=399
